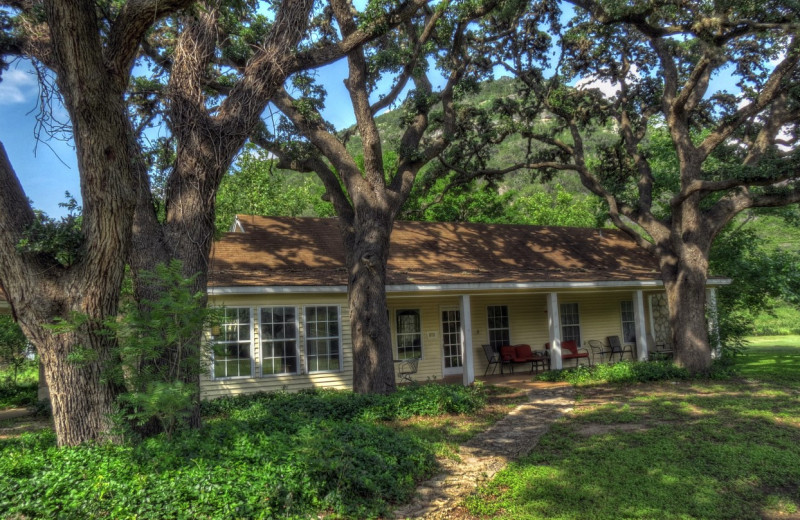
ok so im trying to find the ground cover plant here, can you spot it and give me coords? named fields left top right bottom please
left=0, top=383, right=490, bottom=519
left=463, top=341, right=800, bottom=519
left=0, top=361, right=37, bottom=410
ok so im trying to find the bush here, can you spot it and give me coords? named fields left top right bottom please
left=0, top=380, right=38, bottom=409
left=537, top=360, right=690, bottom=385
left=0, top=383, right=486, bottom=518
left=0, top=361, right=38, bottom=409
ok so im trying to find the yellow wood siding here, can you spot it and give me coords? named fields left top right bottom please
left=388, top=296, right=461, bottom=382
left=203, top=288, right=667, bottom=398
left=202, top=294, right=353, bottom=399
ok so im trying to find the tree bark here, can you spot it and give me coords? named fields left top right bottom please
left=342, top=213, right=397, bottom=394
left=0, top=0, right=193, bottom=445
left=37, top=329, right=123, bottom=446
left=661, top=251, right=713, bottom=373
left=656, top=192, right=714, bottom=372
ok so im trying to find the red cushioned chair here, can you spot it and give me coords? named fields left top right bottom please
left=499, top=345, right=517, bottom=374
left=545, top=340, right=591, bottom=368
left=514, top=344, right=549, bottom=373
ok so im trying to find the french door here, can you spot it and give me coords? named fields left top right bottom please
left=441, top=307, right=463, bottom=376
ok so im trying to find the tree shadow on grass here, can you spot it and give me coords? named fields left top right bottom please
left=465, top=381, right=800, bottom=520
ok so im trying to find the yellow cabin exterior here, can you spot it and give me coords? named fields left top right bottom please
left=198, top=216, right=728, bottom=399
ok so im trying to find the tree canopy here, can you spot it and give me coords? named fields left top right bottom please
left=470, top=0, right=800, bottom=372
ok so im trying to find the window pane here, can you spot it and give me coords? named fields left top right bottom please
left=261, top=306, right=298, bottom=376
left=621, top=301, right=636, bottom=343
left=211, top=307, right=252, bottom=379
left=560, top=303, right=581, bottom=345
left=396, top=309, right=422, bottom=359
left=305, top=306, right=342, bottom=373
left=487, top=305, right=510, bottom=348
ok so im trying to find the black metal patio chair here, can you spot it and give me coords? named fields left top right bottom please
left=606, top=335, right=634, bottom=362
left=587, top=339, right=612, bottom=364
left=397, top=357, right=420, bottom=383
left=482, top=344, right=500, bottom=376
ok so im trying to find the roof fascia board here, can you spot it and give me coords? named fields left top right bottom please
left=208, top=277, right=732, bottom=296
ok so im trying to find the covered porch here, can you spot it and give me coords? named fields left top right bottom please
left=390, top=285, right=724, bottom=386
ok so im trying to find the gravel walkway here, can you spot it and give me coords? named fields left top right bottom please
left=393, top=381, right=575, bottom=519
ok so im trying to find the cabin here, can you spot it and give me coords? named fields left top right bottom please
left=202, top=215, right=727, bottom=399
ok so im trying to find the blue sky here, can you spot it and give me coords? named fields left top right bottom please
left=0, top=8, right=745, bottom=219
left=0, top=56, right=389, bottom=218
left=0, top=63, right=81, bottom=217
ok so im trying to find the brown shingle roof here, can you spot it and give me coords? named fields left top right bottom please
left=209, top=216, right=662, bottom=288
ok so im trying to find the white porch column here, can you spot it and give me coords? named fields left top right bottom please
left=459, top=294, right=475, bottom=385
left=547, top=292, right=563, bottom=370
left=706, top=288, right=721, bottom=359
left=633, top=290, right=648, bottom=361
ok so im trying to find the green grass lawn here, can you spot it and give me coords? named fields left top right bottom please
left=463, top=339, right=800, bottom=520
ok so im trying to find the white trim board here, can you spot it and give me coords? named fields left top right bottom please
left=209, top=277, right=731, bottom=296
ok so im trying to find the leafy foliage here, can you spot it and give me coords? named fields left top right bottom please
left=0, top=361, right=37, bottom=409
left=215, top=145, right=334, bottom=234
left=15, top=194, right=83, bottom=267
left=0, top=383, right=487, bottom=518
left=0, top=316, right=31, bottom=386
left=536, top=360, right=692, bottom=385
left=111, top=261, right=213, bottom=437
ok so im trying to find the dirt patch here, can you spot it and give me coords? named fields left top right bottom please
left=0, top=416, right=51, bottom=439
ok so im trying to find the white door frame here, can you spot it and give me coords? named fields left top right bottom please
left=440, top=305, right=464, bottom=376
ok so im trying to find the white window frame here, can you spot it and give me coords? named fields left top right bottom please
left=560, top=302, right=581, bottom=346
left=211, top=307, right=254, bottom=380
left=304, top=305, right=343, bottom=373
left=259, top=306, right=299, bottom=376
left=486, top=305, right=511, bottom=348
left=620, top=300, right=637, bottom=344
left=395, top=309, right=423, bottom=359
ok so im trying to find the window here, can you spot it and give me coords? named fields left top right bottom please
left=487, top=305, right=510, bottom=348
left=260, top=306, right=298, bottom=375
left=560, top=303, right=581, bottom=345
left=212, top=307, right=252, bottom=379
left=621, top=301, right=636, bottom=343
left=305, top=305, right=341, bottom=372
left=396, top=309, right=422, bottom=359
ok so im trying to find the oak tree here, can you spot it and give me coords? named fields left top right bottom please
left=490, top=0, right=800, bottom=373
left=260, top=0, right=554, bottom=392
left=0, top=0, right=193, bottom=445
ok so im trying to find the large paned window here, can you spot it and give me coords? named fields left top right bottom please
left=260, top=306, right=298, bottom=375
left=305, top=305, right=341, bottom=372
left=396, top=309, right=422, bottom=359
left=560, top=303, right=581, bottom=345
left=487, top=305, right=510, bottom=348
left=621, top=301, right=636, bottom=343
left=212, top=307, right=252, bottom=379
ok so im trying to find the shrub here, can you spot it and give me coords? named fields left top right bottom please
left=537, top=360, right=690, bottom=385
left=0, top=383, right=487, bottom=518
left=0, top=380, right=38, bottom=409
left=367, top=381, right=487, bottom=420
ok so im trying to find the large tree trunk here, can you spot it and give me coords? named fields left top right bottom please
left=660, top=226, right=713, bottom=374
left=343, top=214, right=397, bottom=394
left=36, top=330, right=122, bottom=446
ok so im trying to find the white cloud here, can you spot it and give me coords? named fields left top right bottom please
left=575, top=65, right=641, bottom=99
left=575, top=74, right=621, bottom=98
left=0, top=68, right=38, bottom=105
